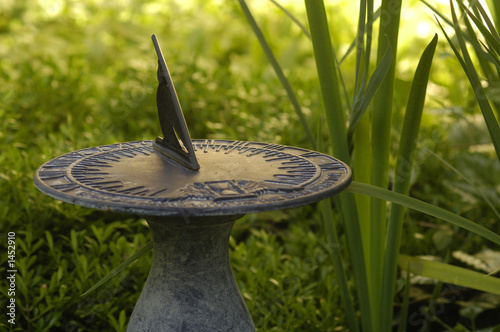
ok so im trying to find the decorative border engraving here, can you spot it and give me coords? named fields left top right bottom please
left=35, top=140, right=351, bottom=216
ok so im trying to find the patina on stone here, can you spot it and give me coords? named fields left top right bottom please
left=34, top=34, right=353, bottom=332
left=127, top=215, right=253, bottom=332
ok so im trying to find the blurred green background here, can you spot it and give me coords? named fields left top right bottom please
left=1, top=0, right=499, bottom=331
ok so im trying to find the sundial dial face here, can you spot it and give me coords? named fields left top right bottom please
left=35, top=140, right=351, bottom=217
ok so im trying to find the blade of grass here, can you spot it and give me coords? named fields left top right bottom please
left=238, top=0, right=316, bottom=149
left=320, top=200, right=360, bottom=332
left=422, top=146, right=500, bottom=220
left=463, top=0, right=500, bottom=117
left=421, top=0, right=454, bottom=28
left=304, top=1, right=372, bottom=330
left=397, top=262, right=411, bottom=332
left=269, top=0, right=310, bottom=39
left=303, top=0, right=349, bottom=164
left=379, top=34, right=438, bottom=331
left=348, top=42, right=392, bottom=144
left=365, top=0, right=375, bottom=82
left=471, top=0, right=500, bottom=62
left=339, top=3, right=380, bottom=117
left=480, top=39, right=500, bottom=70
left=352, top=0, right=377, bottom=102
left=489, top=0, right=500, bottom=32
left=351, top=0, right=371, bottom=273
left=352, top=115, right=371, bottom=275
left=460, top=3, right=496, bottom=81
left=338, top=6, right=381, bottom=66
left=470, top=0, right=500, bottom=45
left=354, top=0, right=368, bottom=95
left=422, top=0, right=491, bottom=56
left=352, top=0, right=375, bottom=274
left=81, top=241, right=153, bottom=297
left=447, top=0, right=500, bottom=162
left=316, top=132, right=359, bottom=331
left=399, top=254, right=500, bottom=296
left=422, top=279, right=445, bottom=332
left=370, top=0, right=402, bottom=326
left=456, top=1, right=500, bottom=57
left=436, top=17, right=468, bottom=72
left=346, top=181, right=500, bottom=246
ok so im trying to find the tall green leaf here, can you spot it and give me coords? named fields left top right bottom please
left=456, top=1, right=500, bottom=58
left=346, top=181, right=500, bottom=246
left=348, top=42, right=392, bottom=144
left=320, top=200, right=360, bottom=332
left=399, top=255, right=500, bottom=296
left=489, top=0, right=500, bottom=33
left=303, top=0, right=348, bottom=163
left=379, top=34, right=438, bottom=331
left=439, top=1, right=500, bottom=163
left=304, top=1, right=372, bottom=330
left=351, top=0, right=375, bottom=277
left=369, top=0, right=402, bottom=325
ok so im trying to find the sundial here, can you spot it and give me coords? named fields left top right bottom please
left=34, top=35, right=352, bottom=331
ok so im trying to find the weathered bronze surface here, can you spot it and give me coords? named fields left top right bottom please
left=152, top=34, right=199, bottom=170
left=34, top=139, right=351, bottom=218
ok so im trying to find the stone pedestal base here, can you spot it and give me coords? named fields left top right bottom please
left=126, top=215, right=255, bottom=332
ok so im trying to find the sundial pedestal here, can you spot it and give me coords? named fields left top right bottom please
left=128, top=215, right=253, bottom=332
left=34, top=140, right=352, bottom=331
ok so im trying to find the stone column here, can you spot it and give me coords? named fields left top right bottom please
left=127, top=215, right=255, bottom=332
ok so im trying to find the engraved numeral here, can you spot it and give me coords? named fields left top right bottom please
left=51, top=184, right=80, bottom=192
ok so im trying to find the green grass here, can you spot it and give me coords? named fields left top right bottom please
left=1, top=0, right=500, bottom=331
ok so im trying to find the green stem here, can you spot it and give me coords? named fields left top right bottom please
left=369, top=0, right=402, bottom=326
left=304, top=1, right=372, bottom=330
left=353, top=115, right=371, bottom=274
left=320, top=200, right=360, bottom=332
left=379, top=34, right=438, bottom=331
left=353, top=0, right=374, bottom=273
left=303, top=0, right=348, bottom=163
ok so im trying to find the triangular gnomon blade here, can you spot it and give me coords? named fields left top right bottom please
left=151, top=34, right=200, bottom=171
